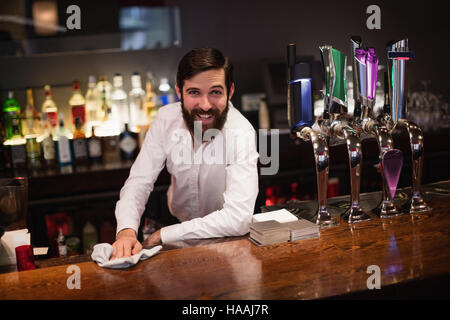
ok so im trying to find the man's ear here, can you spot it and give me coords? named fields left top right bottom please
left=175, top=84, right=182, bottom=101
left=228, top=82, right=235, bottom=100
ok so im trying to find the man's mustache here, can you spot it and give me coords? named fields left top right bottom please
left=191, top=108, right=219, bottom=116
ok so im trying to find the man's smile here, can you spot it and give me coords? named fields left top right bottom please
left=195, top=113, right=215, bottom=123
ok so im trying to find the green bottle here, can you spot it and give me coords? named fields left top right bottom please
left=3, top=91, right=23, bottom=140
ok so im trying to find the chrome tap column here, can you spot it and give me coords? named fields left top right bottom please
left=287, top=43, right=337, bottom=227
left=350, top=36, right=363, bottom=119
left=319, top=45, right=370, bottom=223
left=353, top=43, right=404, bottom=218
left=386, top=39, right=431, bottom=214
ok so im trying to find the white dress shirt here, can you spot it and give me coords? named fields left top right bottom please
left=115, top=101, right=259, bottom=243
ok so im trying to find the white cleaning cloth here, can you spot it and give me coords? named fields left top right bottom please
left=91, top=243, right=162, bottom=269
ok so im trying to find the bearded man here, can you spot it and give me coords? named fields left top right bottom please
left=112, top=47, right=259, bottom=258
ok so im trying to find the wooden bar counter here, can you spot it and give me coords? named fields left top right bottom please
left=1, top=181, right=449, bottom=300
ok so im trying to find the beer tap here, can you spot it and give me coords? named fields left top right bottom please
left=384, top=39, right=431, bottom=214
left=287, top=43, right=337, bottom=227
left=318, top=45, right=371, bottom=223
left=351, top=41, right=404, bottom=218
left=350, top=36, right=363, bottom=120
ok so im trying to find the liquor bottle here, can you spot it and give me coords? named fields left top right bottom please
left=136, top=72, right=157, bottom=148
left=102, top=134, right=120, bottom=164
left=119, top=123, right=137, bottom=160
left=111, top=73, right=129, bottom=131
left=97, top=85, right=120, bottom=137
left=41, top=85, right=58, bottom=131
left=23, top=88, right=40, bottom=136
left=57, top=228, right=68, bottom=258
left=40, top=113, right=57, bottom=168
left=25, top=135, right=42, bottom=169
left=129, top=72, right=146, bottom=132
left=4, top=124, right=26, bottom=170
left=8, top=137, right=27, bottom=169
left=72, top=117, right=88, bottom=165
left=96, top=75, right=112, bottom=103
left=88, top=126, right=102, bottom=162
left=3, top=91, right=23, bottom=140
left=85, top=75, right=102, bottom=134
left=158, top=78, right=176, bottom=106
left=145, top=72, right=160, bottom=125
left=54, top=112, right=73, bottom=166
left=69, top=80, right=86, bottom=129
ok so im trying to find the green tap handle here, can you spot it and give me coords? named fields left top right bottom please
left=331, top=48, right=347, bottom=106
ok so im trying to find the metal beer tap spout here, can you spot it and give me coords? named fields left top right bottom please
left=287, top=43, right=337, bottom=227
left=385, top=39, right=431, bottom=214
left=319, top=45, right=371, bottom=224
left=351, top=39, right=404, bottom=218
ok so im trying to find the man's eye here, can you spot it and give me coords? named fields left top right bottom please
left=188, top=91, right=199, bottom=95
left=210, top=90, right=223, bottom=95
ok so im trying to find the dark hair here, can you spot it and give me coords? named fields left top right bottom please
left=176, top=47, right=234, bottom=97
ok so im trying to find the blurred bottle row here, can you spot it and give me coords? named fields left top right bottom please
left=0, top=73, right=177, bottom=171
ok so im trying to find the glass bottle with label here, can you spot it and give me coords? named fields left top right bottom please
left=158, top=78, right=176, bottom=106
left=97, top=84, right=120, bottom=137
left=129, top=72, right=146, bottom=132
left=42, top=85, right=59, bottom=132
left=88, top=126, right=102, bottom=162
left=119, top=123, right=137, bottom=160
left=57, top=228, right=67, bottom=258
left=102, top=135, right=120, bottom=164
left=96, top=76, right=112, bottom=103
left=3, top=127, right=26, bottom=170
left=3, top=91, right=23, bottom=140
left=72, top=117, right=88, bottom=165
left=69, top=80, right=86, bottom=130
left=100, top=86, right=121, bottom=164
left=54, top=112, right=73, bottom=167
left=25, top=135, right=42, bottom=169
left=23, top=88, right=40, bottom=136
left=85, top=75, right=102, bottom=134
left=9, top=139, right=27, bottom=170
left=111, top=74, right=129, bottom=131
left=40, top=113, right=57, bottom=168
left=145, top=73, right=159, bottom=125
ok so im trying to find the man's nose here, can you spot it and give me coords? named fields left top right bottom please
left=199, top=95, right=212, bottom=112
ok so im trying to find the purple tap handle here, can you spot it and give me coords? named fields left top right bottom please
left=355, top=48, right=367, bottom=99
left=366, top=48, right=378, bottom=101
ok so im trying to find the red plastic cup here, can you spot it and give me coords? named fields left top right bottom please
left=15, top=245, right=36, bottom=271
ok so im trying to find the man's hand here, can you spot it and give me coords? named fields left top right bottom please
left=111, top=228, right=142, bottom=260
left=143, top=229, right=162, bottom=247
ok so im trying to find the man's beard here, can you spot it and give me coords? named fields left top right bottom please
left=181, top=100, right=229, bottom=136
